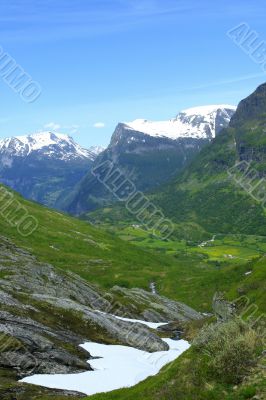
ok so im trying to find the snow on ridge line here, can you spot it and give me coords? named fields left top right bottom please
left=0, top=131, right=70, bottom=148
left=20, top=314, right=190, bottom=396
left=15, top=131, right=70, bottom=142
left=0, top=131, right=102, bottom=160
left=124, top=104, right=236, bottom=140
left=181, top=104, right=237, bottom=115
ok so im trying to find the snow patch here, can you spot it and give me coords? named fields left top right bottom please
left=20, top=316, right=190, bottom=396
left=106, top=313, right=168, bottom=330
left=21, top=339, right=190, bottom=396
left=88, top=145, right=105, bottom=156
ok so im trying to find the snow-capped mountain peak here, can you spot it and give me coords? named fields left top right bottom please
left=0, top=131, right=103, bottom=162
left=124, top=105, right=236, bottom=140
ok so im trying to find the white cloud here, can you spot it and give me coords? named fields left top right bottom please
left=44, top=122, right=61, bottom=131
left=65, top=124, right=79, bottom=134
left=93, top=122, right=105, bottom=128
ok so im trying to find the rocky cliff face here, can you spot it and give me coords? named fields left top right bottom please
left=229, top=83, right=266, bottom=178
left=230, top=83, right=266, bottom=128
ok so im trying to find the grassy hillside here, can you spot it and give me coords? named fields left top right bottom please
left=0, top=187, right=265, bottom=400
left=1, top=183, right=265, bottom=314
left=0, top=183, right=176, bottom=292
left=151, top=127, right=266, bottom=236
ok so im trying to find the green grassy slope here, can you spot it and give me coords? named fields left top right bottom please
left=1, top=183, right=265, bottom=314
left=0, top=184, right=177, bottom=291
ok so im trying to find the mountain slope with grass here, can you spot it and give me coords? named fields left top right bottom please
left=1, top=181, right=265, bottom=313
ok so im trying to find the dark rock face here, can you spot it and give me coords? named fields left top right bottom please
left=110, top=123, right=207, bottom=151
left=0, top=155, right=93, bottom=209
left=230, top=82, right=266, bottom=178
left=63, top=126, right=208, bottom=215
left=230, top=82, right=266, bottom=128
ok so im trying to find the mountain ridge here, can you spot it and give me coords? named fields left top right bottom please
left=0, top=131, right=104, bottom=162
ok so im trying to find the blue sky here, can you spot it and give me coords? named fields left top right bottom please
left=0, top=0, right=266, bottom=147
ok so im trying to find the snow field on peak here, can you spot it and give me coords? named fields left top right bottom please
left=0, top=131, right=100, bottom=160
left=124, top=105, right=236, bottom=140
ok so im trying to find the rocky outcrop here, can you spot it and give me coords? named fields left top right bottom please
left=212, top=292, right=236, bottom=322
left=110, top=286, right=202, bottom=322
left=0, top=310, right=90, bottom=376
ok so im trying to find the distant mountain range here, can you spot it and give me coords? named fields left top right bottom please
left=0, top=105, right=236, bottom=213
left=0, top=131, right=104, bottom=208
left=0, top=131, right=104, bottom=161
left=62, top=105, right=236, bottom=214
